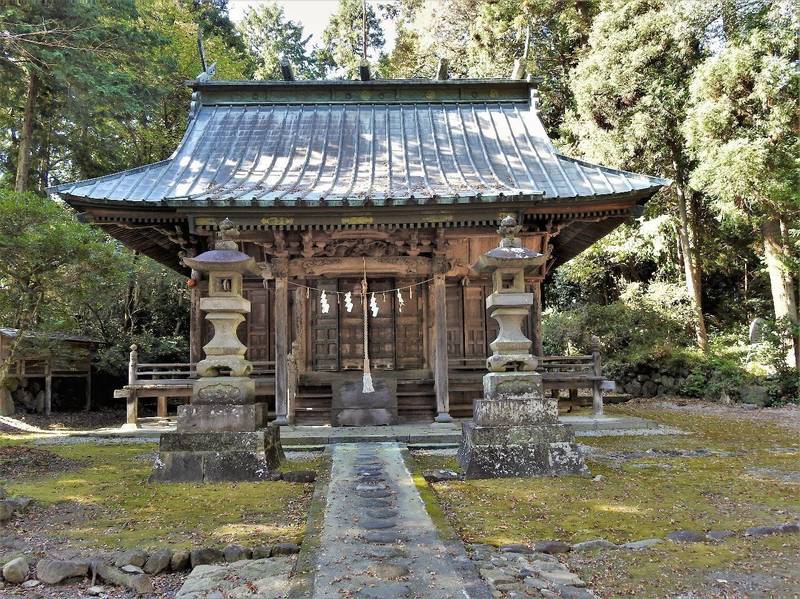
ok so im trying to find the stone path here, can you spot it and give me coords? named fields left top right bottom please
left=311, top=442, right=489, bottom=599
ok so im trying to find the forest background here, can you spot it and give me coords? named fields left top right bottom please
left=0, top=0, right=797, bottom=405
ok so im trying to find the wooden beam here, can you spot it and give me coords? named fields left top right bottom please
left=273, top=258, right=289, bottom=425
left=289, top=256, right=432, bottom=277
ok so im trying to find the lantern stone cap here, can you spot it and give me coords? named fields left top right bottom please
left=472, top=216, right=545, bottom=273
left=182, top=218, right=259, bottom=274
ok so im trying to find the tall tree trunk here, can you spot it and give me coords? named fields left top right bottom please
left=761, top=217, right=799, bottom=368
left=675, top=183, right=709, bottom=351
left=15, top=70, right=38, bottom=193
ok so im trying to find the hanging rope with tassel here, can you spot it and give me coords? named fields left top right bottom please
left=361, top=258, right=374, bottom=393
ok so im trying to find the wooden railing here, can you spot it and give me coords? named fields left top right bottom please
left=448, top=340, right=606, bottom=416
left=116, top=345, right=276, bottom=427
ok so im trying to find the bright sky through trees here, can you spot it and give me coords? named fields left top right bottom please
left=228, top=0, right=397, bottom=54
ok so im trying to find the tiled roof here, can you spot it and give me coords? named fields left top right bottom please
left=51, top=80, right=667, bottom=207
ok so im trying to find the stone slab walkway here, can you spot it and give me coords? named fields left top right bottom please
left=310, top=442, right=489, bottom=599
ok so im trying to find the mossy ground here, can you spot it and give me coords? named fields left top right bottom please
left=409, top=402, right=800, bottom=598
left=1, top=435, right=316, bottom=551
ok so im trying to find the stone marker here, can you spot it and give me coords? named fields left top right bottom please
left=151, top=219, right=282, bottom=483
left=459, top=216, right=588, bottom=478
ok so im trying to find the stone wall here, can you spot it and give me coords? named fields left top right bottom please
left=614, top=364, right=691, bottom=398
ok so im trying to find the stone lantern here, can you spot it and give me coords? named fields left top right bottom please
left=458, top=216, right=587, bottom=478
left=151, top=219, right=282, bottom=483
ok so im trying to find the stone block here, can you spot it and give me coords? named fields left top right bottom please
left=151, top=428, right=283, bottom=483
left=467, top=423, right=576, bottom=446
left=204, top=451, right=280, bottom=482
left=458, top=422, right=588, bottom=479
left=482, top=372, right=544, bottom=402
left=192, top=376, right=255, bottom=405
left=473, top=396, right=557, bottom=427
left=331, top=378, right=397, bottom=426
left=159, top=431, right=274, bottom=453
left=177, top=403, right=266, bottom=432
left=150, top=452, right=205, bottom=483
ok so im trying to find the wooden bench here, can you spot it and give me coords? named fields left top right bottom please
left=449, top=339, right=608, bottom=417
left=114, top=345, right=275, bottom=427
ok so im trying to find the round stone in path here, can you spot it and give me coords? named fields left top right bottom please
left=357, top=498, right=393, bottom=509
left=365, top=508, right=398, bottom=519
left=355, top=582, right=412, bottom=599
left=355, top=483, right=390, bottom=492
left=358, top=478, right=386, bottom=486
left=364, top=530, right=405, bottom=544
left=356, top=488, right=393, bottom=499
left=360, top=518, right=397, bottom=530
left=365, top=546, right=407, bottom=559
left=366, top=562, right=410, bottom=579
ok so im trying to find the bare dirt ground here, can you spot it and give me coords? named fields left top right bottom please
left=0, top=409, right=126, bottom=434
left=632, top=396, right=800, bottom=433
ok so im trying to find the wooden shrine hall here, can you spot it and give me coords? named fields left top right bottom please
left=52, top=77, right=667, bottom=426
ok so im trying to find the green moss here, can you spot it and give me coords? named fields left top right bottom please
left=407, top=404, right=800, bottom=597
left=6, top=442, right=311, bottom=550
left=575, top=536, right=800, bottom=598
left=279, top=454, right=324, bottom=474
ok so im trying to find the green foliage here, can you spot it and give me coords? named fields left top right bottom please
left=0, top=189, right=187, bottom=379
left=320, top=0, right=385, bottom=78
left=684, top=2, right=799, bottom=220
left=543, top=280, right=694, bottom=367
left=239, top=2, right=321, bottom=79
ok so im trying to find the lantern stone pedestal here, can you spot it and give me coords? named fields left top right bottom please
left=151, top=219, right=283, bottom=483
left=458, top=216, right=588, bottom=479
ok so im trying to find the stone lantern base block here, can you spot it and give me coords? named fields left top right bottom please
left=150, top=428, right=283, bottom=483
left=192, top=376, right=255, bottom=405
left=458, top=422, right=587, bottom=478
left=458, top=371, right=588, bottom=479
left=177, top=403, right=267, bottom=432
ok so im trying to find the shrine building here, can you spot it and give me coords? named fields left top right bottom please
left=51, top=77, right=667, bottom=425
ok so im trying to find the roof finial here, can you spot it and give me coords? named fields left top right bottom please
left=197, top=27, right=207, bottom=73
left=195, top=26, right=216, bottom=82
left=510, top=24, right=530, bottom=80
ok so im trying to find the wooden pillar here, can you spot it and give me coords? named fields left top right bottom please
left=157, top=396, right=168, bottom=418
left=44, top=364, right=52, bottom=416
left=273, top=258, right=289, bottom=425
left=591, top=335, right=604, bottom=417
left=532, top=280, right=543, bottom=357
left=189, top=269, right=203, bottom=364
left=293, top=285, right=308, bottom=373
left=83, top=369, right=92, bottom=412
left=432, top=262, right=452, bottom=423
left=125, top=344, right=139, bottom=428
